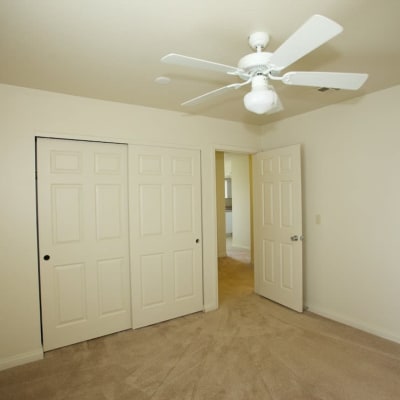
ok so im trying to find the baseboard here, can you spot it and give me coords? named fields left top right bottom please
left=307, top=305, right=400, bottom=344
left=230, top=243, right=250, bottom=251
left=0, top=348, right=43, bottom=371
left=203, top=303, right=218, bottom=313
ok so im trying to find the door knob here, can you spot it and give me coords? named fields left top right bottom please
left=43, top=255, right=50, bottom=261
left=290, top=235, right=299, bottom=241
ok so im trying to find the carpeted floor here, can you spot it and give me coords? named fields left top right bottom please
left=1, top=256, right=400, bottom=399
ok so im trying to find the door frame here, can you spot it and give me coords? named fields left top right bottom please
left=211, top=144, right=304, bottom=311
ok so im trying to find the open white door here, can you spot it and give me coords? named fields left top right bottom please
left=130, top=145, right=203, bottom=328
left=37, top=138, right=131, bottom=351
left=253, top=144, right=303, bottom=312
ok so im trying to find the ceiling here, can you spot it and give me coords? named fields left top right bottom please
left=1, top=1, right=399, bottom=126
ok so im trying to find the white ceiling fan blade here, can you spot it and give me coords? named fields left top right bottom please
left=182, top=83, right=242, bottom=106
left=162, top=53, right=242, bottom=75
left=282, top=71, right=368, bottom=90
left=269, top=15, right=343, bottom=71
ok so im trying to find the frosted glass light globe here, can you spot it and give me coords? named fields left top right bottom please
left=244, top=89, right=277, bottom=114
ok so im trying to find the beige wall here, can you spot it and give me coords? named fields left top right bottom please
left=261, top=85, right=400, bottom=342
left=0, top=84, right=261, bottom=370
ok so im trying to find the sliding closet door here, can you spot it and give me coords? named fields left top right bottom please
left=130, top=145, right=203, bottom=328
left=37, top=138, right=131, bottom=351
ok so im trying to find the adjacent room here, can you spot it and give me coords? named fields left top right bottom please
left=1, top=1, right=400, bottom=399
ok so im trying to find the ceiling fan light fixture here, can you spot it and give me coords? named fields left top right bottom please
left=244, top=89, right=277, bottom=114
left=244, top=75, right=277, bottom=114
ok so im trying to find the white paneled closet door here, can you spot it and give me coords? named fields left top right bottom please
left=37, top=138, right=131, bottom=351
left=130, top=145, right=203, bottom=328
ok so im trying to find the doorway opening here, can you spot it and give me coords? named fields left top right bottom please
left=215, top=151, right=254, bottom=305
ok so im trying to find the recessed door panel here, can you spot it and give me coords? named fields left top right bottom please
left=140, top=254, right=165, bottom=308
left=279, top=154, right=293, bottom=174
left=172, top=157, right=193, bottom=176
left=139, top=185, right=163, bottom=237
left=172, top=185, right=193, bottom=233
left=95, top=184, right=122, bottom=240
left=97, top=258, right=125, bottom=316
left=95, top=153, right=121, bottom=175
left=52, top=185, right=82, bottom=244
left=51, top=151, right=81, bottom=174
left=261, top=157, right=273, bottom=176
left=139, top=155, right=162, bottom=175
left=280, top=244, right=294, bottom=290
left=262, top=240, right=275, bottom=284
left=54, top=263, right=87, bottom=326
left=280, top=181, right=294, bottom=228
left=262, top=182, right=274, bottom=226
left=174, top=249, right=194, bottom=300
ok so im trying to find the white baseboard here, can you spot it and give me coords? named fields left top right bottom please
left=307, top=305, right=400, bottom=344
left=230, top=243, right=250, bottom=251
left=0, top=348, right=43, bottom=371
left=203, top=303, right=218, bottom=313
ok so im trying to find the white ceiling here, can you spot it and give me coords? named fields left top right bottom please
left=1, top=0, right=399, bottom=126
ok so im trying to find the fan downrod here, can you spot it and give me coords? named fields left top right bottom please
left=236, top=32, right=273, bottom=79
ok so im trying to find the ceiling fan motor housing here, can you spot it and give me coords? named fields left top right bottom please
left=238, top=52, right=273, bottom=78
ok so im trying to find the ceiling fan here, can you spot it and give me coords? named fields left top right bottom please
left=161, top=15, right=368, bottom=115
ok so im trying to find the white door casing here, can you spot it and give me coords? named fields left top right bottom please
left=37, top=138, right=131, bottom=351
left=130, top=145, right=203, bottom=328
left=253, top=144, right=303, bottom=312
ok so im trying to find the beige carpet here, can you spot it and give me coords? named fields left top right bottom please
left=1, top=256, right=400, bottom=399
